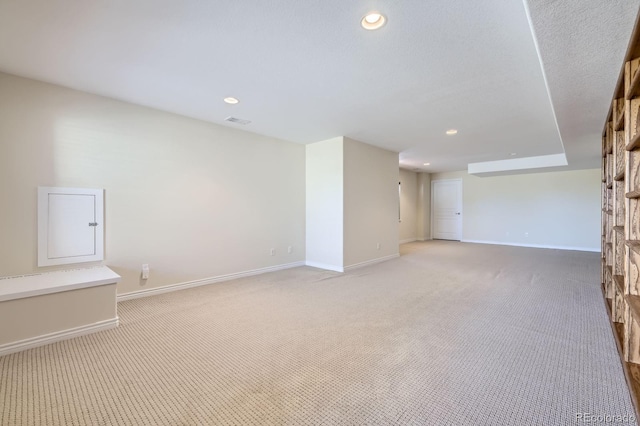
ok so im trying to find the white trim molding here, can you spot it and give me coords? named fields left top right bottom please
left=400, top=238, right=418, bottom=244
left=461, top=240, right=600, bottom=253
left=304, top=261, right=344, bottom=273
left=0, top=317, right=119, bottom=357
left=118, top=261, right=306, bottom=301
left=343, top=253, right=400, bottom=272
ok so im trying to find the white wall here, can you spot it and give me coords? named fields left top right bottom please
left=417, top=172, right=432, bottom=241
left=0, top=72, right=306, bottom=295
left=399, top=170, right=431, bottom=243
left=306, top=137, right=399, bottom=270
left=305, top=138, right=344, bottom=271
left=399, top=169, right=418, bottom=243
left=430, top=169, right=601, bottom=251
left=343, top=138, right=399, bottom=267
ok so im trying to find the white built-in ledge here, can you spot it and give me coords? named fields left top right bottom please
left=0, top=266, right=121, bottom=302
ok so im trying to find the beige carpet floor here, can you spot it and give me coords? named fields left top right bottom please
left=0, top=241, right=636, bottom=425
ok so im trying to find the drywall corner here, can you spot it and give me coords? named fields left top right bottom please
left=305, top=137, right=344, bottom=270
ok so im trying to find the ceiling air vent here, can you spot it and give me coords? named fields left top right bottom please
left=225, top=116, right=251, bottom=125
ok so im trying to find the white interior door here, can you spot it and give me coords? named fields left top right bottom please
left=431, top=179, right=462, bottom=241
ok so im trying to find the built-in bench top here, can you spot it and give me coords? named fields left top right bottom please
left=0, top=266, right=121, bottom=302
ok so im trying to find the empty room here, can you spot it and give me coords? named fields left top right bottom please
left=1, top=1, right=640, bottom=425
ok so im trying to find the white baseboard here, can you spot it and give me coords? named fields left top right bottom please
left=305, top=261, right=344, bottom=273
left=344, top=253, right=400, bottom=272
left=461, top=239, right=600, bottom=253
left=117, top=261, right=306, bottom=301
left=400, top=238, right=418, bottom=244
left=0, top=317, right=119, bottom=357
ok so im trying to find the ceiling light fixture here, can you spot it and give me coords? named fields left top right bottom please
left=223, top=97, right=239, bottom=104
left=361, top=12, right=386, bottom=30
left=510, top=152, right=517, bottom=156
left=423, top=163, right=430, bottom=166
left=446, top=129, right=458, bottom=135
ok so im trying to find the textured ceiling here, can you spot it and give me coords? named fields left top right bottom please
left=0, top=1, right=637, bottom=173
left=526, top=0, right=640, bottom=171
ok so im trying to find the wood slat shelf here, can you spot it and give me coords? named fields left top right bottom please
left=628, top=68, right=640, bottom=100
left=615, top=275, right=625, bottom=293
left=627, top=294, right=640, bottom=324
left=627, top=240, right=640, bottom=254
left=626, top=363, right=640, bottom=420
left=615, top=322, right=625, bottom=349
left=627, top=132, right=640, bottom=151
left=604, top=293, right=640, bottom=419
left=602, top=12, right=640, bottom=421
left=615, top=111, right=625, bottom=131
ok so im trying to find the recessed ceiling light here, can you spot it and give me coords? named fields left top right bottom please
left=510, top=152, right=517, bottom=156
left=446, top=129, right=458, bottom=135
left=361, top=12, right=386, bottom=30
left=423, top=163, right=430, bottom=166
left=223, top=97, right=239, bottom=104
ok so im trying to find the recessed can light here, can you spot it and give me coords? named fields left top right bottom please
left=446, top=129, right=458, bottom=135
left=224, top=97, right=239, bottom=104
left=423, top=163, right=431, bottom=166
left=361, top=12, right=386, bottom=30
left=510, top=152, right=517, bottom=156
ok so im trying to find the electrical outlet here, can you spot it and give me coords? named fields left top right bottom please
left=270, top=248, right=276, bottom=256
left=142, top=264, right=150, bottom=280
left=287, top=246, right=292, bottom=254
left=524, top=232, right=529, bottom=238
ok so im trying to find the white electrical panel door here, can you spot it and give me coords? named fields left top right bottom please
left=38, top=187, right=104, bottom=267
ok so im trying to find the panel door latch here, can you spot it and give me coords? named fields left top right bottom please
left=88, top=222, right=98, bottom=227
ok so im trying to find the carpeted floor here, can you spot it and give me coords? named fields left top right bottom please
left=0, top=241, right=636, bottom=425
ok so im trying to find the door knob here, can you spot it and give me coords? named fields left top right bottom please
left=455, top=212, right=461, bottom=215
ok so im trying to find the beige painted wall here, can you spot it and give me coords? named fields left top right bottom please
left=0, top=284, right=117, bottom=346
left=430, top=169, right=601, bottom=250
left=0, top=72, right=306, bottom=295
left=305, top=138, right=344, bottom=270
left=399, top=169, right=418, bottom=242
left=343, top=138, right=399, bottom=267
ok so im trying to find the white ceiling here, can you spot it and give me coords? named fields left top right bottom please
left=0, top=0, right=637, bottom=173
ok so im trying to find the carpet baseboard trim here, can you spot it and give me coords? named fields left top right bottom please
left=400, top=238, right=418, bottom=244
left=344, top=253, right=400, bottom=272
left=117, top=261, right=306, bottom=301
left=305, top=261, right=344, bottom=273
left=461, top=239, right=601, bottom=253
left=0, top=317, right=119, bottom=356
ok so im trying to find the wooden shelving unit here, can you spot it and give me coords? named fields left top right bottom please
left=602, top=14, right=640, bottom=418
